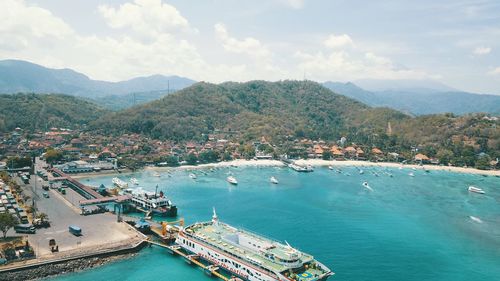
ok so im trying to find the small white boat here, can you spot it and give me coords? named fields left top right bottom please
left=189, top=173, right=197, bottom=179
left=130, top=178, right=139, bottom=185
left=112, top=177, right=128, bottom=189
left=270, top=176, right=279, bottom=184
left=362, top=181, right=373, bottom=191
left=469, top=216, right=483, bottom=223
left=468, top=186, right=484, bottom=194
left=153, top=172, right=161, bottom=177
left=328, top=165, right=334, bottom=170
left=409, top=172, right=415, bottom=177
left=359, top=169, right=364, bottom=175
left=398, top=166, right=403, bottom=170
left=227, top=176, right=238, bottom=185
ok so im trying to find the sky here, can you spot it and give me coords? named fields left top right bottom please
left=1, top=0, right=500, bottom=94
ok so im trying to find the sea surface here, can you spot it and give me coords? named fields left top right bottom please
left=49, top=166, right=500, bottom=281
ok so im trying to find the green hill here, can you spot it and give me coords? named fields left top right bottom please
left=0, top=93, right=109, bottom=132
left=92, top=80, right=409, bottom=142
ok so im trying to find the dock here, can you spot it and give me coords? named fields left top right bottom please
left=146, top=240, right=238, bottom=281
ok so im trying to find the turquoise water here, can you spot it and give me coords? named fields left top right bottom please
left=50, top=166, right=500, bottom=281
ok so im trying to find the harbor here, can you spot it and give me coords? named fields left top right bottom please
left=1, top=160, right=499, bottom=281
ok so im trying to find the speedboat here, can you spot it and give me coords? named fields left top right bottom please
left=469, top=216, right=483, bottom=223
left=227, top=176, right=238, bottom=185
left=130, top=178, right=139, bottom=185
left=362, top=181, right=373, bottom=191
left=328, top=165, right=334, bottom=170
left=189, top=173, right=197, bottom=179
left=468, top=186, right=485, bottom=194
left=270, top=176, right=279, bottom=184
left=409, top=172, right=415, bottom=177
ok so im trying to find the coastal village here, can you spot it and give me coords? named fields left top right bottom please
left=1, top=126, right=498, bottom=173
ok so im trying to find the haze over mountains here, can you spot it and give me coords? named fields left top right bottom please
left=0, top=59, right=499, bottom=115
left=323, top=82, right=500, bottom=115
left=0, top=60, right=195, bottom=98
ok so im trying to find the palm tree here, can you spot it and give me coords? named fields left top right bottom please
left=36, top=213, right=49, bottom=222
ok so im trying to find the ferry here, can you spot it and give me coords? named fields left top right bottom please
left=227, top=176, right=238, bottom=185
left=176, top=210, right=333, bottom=281
left=112, top=177, right=128, bottom=189
left=270, top=176, right=279, bottom=184
left=123, top=186, right=177, bottom=217
left=468, top=186, right=485, bottom=194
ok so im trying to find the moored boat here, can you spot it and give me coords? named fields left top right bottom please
left=112, top=177, right=128, bottom=189
left=270, top=176, right=279, bottom=184
left=176, top=209, right=333, bottom=281
left=227, top=176, right=238, bottom=185
left=468, top=186, right=485, bottom=194
left=123, top=186, right=177, bottom=217
left=189, top=173, right=197, bottom=179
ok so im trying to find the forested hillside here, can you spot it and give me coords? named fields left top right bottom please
left=0, top=93, right=108, bottom=132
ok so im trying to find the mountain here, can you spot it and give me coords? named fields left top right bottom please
left=0, top=60, right=195, bottom=98
left=323, top=82, right=500, bottom=115
left=0, top=93, right=109, bottom=132
left=92, top=80, right=409, bottom=142
left=91, top=90, right=171, bottom=111
left=354, top=79, right=456, bottom=93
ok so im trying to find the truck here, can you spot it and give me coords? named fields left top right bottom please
left=69, top=225, right=82, bottom=236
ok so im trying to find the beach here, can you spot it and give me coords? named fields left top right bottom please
left=71, top=158, right=499, bottom=179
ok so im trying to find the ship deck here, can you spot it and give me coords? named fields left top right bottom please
left=186, top=222, right=329, bottom=279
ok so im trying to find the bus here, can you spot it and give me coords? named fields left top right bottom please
left=14, top=224, right=36, bottom=234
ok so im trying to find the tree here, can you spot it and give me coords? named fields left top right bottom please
left=166, top=155, right=179, bottom=167
left=36, top=212, right=49, bottom=222
left=45, top=149, right=63, bottom=164
left=185, top=153, right=198, bottom=165
left=322, top=151, right=332, bottom=160
left=0, top=213, right=18, bottom=239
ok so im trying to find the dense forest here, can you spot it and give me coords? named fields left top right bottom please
left=92, top=81, right=409, bottom=142
left=0, top=93, right=108, bottom=132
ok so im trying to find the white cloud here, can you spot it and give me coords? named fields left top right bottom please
left=488, top=67, right=500, bottom=76
left=214, top=23, right=271, bottom=59
left=98, top=0, right=194, bottom=39
left=295, top=35, right=430, bottom=81
left=473, top=46, right=491, bottom=55
left=277, top=0, right=305, bottom=9
left=324, top=34, right=354, bottom=49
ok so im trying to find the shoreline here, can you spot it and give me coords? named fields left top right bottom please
left=73, top=159, right=499, bottom=178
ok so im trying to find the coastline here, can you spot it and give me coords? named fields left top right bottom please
left=74, top=159, right=499, bottom=179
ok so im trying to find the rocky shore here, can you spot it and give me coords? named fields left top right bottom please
left=0, top=253, right=137, bottom=281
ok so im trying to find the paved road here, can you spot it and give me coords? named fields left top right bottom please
left=7, top=160, right=143, bottom=259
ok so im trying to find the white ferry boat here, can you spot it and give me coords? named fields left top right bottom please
left=123, top=186, right=177, bottom=217
left=176, top=210, right=333, bottom=281
left=112, top=177, right=128, bottom=189
left=227, top=176, right=238, bottom=185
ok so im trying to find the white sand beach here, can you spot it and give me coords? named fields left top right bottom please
left=73, top=158, right=499, bottom=178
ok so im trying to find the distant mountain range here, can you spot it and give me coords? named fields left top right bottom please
left=323, top=81, right=500, bottom=115
left=0, top=59, right=195, bottom=99
left=0, top=59, right=498, bottom=115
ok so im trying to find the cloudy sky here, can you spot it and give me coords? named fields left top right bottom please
left=2, top=0, right=500, bottom=94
